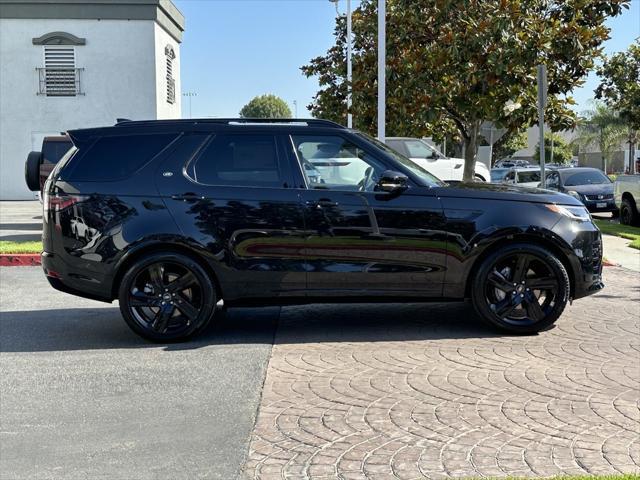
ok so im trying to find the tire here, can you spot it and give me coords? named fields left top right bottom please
left=471, top=243, right=570, bottom=334
left=25, top=151, right=42, bottom=192
left=118, top=252, right=217, bottom=342
left=620, top=198, right=639, bottom=226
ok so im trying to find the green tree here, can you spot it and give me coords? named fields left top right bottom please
left=239, top=94, right=292, bottom=119
left=572, top=103, right=628, bottom=173
left=492, top=130, right=528, bottom=163
left=534, top=133, right=573, bottom=164
left=303, top=0, right=629, bottom=181
left=595, top=41, right=640, bottom=130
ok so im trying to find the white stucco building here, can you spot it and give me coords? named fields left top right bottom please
left=0, top=0, right=184, bottom=199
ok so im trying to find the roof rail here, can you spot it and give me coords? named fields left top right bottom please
left=113, top=118, right=344, bottom=128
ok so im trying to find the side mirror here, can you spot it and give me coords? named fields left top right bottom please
left=375, top=170, right=408, bottom=193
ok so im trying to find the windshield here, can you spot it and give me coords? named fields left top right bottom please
left=517, top=170, right=541, bottom=183
left=356, top=133, right=444, bottom=187
left=562, top=170, right=610, bottom=186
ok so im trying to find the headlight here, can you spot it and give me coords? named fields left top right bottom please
left=545, top=204, right=591, bottom=221
left=566, top=190, right=582, bottom=200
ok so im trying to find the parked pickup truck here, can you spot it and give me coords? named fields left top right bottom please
left=614, top=175, right=640, bottom=225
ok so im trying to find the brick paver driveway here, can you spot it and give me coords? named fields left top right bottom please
left=246, top=267, right=640, bottom=479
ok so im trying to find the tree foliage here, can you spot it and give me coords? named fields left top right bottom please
left=302, top=0, right=629, bottom=180
left=534, top=133, right=573, bottom=164
left=572, top=103, right=628, bottom=172
left=239, top=94, right=292, bottom=119
left=595, top=41, right=640, bottom=130
left=492, top=130, right=528, bottom=162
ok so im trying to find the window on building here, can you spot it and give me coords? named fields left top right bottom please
left=41, top=46, right=81, bottom=96
left=165, top=45, right=176, bottom=104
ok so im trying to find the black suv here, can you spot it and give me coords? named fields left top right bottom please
left=42, top=119, right=603, bottom=341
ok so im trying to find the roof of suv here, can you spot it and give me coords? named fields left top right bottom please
left=67, top=118, right=348, bottom=146
left=114, top=118, right=344, bottom=129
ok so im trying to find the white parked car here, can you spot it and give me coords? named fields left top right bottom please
left=614, top=174, right=640, bottom=225
left=385, top=137, right=490, bottom=182
left=70, top=216, right=97, bottom=242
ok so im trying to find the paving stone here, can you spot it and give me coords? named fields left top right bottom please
left=246, top=267, right=640, bottom=478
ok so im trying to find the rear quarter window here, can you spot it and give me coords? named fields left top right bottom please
left=65, top=133, right=177, bottom=181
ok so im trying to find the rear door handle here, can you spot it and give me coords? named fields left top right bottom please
left=171, top=193, right=203, bottom=201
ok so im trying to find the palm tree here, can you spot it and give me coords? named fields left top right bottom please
left=572, top=103, right=628, bottom=173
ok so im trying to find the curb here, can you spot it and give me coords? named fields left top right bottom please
left=0, top=254, right=41, bottom=267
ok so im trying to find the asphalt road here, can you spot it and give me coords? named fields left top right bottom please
left=0, top=267, right=278, bottom=480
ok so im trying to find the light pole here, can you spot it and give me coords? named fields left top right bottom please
left=330, top=0, right=352, bottom=128
left=182, top=91, right=197, bottom=118
left=293, top=99, right=298, bottom=118
left=378, top=0, right=385, bottom=142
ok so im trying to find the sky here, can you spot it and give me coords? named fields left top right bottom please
left=174, top=0, right=640, bottom=120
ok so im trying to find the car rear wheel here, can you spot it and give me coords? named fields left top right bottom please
left=471, top=243, right=570, bottom=334
left=620, top=198, right=639, bottom=226
left=118, top=253, right=216, bottom=342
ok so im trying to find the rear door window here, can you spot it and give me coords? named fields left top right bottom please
left=65, top=133, right=177, bottom=181
left=190, top=134, right=286, bottom=188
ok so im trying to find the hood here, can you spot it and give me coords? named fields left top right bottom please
left=435, top=181, right=583, bottom=206
left=564, top=183, right=613, bottom=195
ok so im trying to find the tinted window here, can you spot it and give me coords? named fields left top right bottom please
left=386, top=140, right=407, bottom=156
left=517, top=170, right=541, bottom=183
left=192, top=134, right=283, bottom=187
left=490, top=168, right=509, bottom=182
left=405, top=139, right=437, bottom=159
left=292, top=135, right=386, bottom=191
left=66, top=134, right=176, bottom=181
left=42, top=140, right=73, bottom=165
left=561, top=170, right=610, bottom=186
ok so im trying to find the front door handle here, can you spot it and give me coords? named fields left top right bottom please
left=171, top=192, right=203, bottom=201
left=306, top=198, right=338, bottom=208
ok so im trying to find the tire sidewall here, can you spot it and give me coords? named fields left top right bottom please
left=118, top=252, right=216, bottom=342
left=471, top=243, right=570, bottom=334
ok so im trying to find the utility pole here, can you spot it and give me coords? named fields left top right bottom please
left=377, top=0, right=386, bottom=142
left=346, top=0, right=352, bottom=128
left=293, top=100, right=298, bottom=118
left=330, top=0, right=352, bottom=128
left=182, top=91, right=197, bottom=118
left=537, top=65, right=547, bottom=187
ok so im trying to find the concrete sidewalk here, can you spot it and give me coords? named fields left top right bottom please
left=602, top=234, right=640, bottom=272
left=0, top=200, right=42, bottom=242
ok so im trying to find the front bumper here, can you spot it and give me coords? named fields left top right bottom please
left=582, top=199, right=617, bottom=213
left=551, top=219, right=604, bottom=300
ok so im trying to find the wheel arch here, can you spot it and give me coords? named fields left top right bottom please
left=621, top=192, right=637, bottom=208
left=110, top=242, right=223, bottom=301
left=463, top=233, right=576, bottom=299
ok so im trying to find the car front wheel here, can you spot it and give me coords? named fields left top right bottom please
left=471, top=243, right=570, bottom=334
left=118, top=253, right=217, bottom=342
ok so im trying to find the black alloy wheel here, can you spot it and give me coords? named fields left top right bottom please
left=119, top=253, right=216, bottom=342
left=471, top=243, right=570, bottom=333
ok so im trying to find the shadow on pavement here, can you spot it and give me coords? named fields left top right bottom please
left=0, top=302, right=509, bottom=353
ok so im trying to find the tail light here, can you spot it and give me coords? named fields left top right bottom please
left=44, top=192, right=85, bottom=212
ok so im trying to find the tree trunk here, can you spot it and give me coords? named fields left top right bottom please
left=462, top=121, right=480, bottom=182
